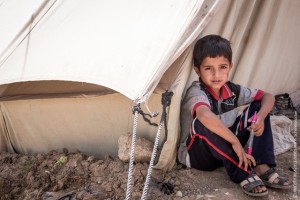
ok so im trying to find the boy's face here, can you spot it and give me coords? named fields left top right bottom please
left=194, top=56, right=232, bottom=95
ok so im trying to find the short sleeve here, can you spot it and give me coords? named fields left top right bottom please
left=237, top=85, right=264, bottom=106
left=182, top=82, right=211, bottom=117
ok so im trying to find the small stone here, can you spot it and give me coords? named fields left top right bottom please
left=176, top=191, right=183, bottom=197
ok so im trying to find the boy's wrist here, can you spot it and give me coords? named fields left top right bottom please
left=228, top=134, right=239, bottom=145
left=257, top=110, right=268, bottom=121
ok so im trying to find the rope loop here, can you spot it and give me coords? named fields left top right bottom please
left=132, top=102, right=158, bottom=127
left=132, top=103, right=141, bottom=114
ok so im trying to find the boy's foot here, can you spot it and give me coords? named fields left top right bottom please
left=240, top=174, right=268, bottom=197
left=254, top=164, right=291, bottom=189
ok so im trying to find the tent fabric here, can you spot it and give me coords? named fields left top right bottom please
left=0, top=0, right=44, bottom=55
left=0, top=92, right=163, bottom=157
left=0, top=81, right=116, bottom=99
left=231, top=0, right=300, bottom=94
left=0, top=0, right=300, bottom=171
left=0, top=0, right=220, bottom=101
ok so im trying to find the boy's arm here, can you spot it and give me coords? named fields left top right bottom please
left=196, top=106, right=238, bottom=144
left=248, top=92, right=275, bottom=136
left=196, top=105, right=255, bottom=170
left=257, top=92, right=275, bottom=119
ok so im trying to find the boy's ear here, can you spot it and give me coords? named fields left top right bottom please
left=194, top=66, right=200, bottom=76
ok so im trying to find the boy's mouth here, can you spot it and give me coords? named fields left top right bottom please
left=211, top=80, right=222, bottom=83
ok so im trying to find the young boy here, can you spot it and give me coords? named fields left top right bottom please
left=178, top=35, right=290, bottom=197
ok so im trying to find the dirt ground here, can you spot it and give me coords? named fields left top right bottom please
left=0, top=120, right=299, bottom=200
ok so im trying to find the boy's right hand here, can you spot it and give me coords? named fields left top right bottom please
left=232, top=140, right=256, bottom=171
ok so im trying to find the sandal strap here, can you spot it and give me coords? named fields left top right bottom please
left=240, top=175, right=265, bottom=192
left=268, top=172, right=279, bottom=183
left=277, top=176, right=288, bottom=186
left=260, top=167, right=275, bottom=180
left=240, top=175, right=260, bottom=187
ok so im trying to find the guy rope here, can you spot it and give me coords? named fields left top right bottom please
left=125, top=91, right=173, bottom=200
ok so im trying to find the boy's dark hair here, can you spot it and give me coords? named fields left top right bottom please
left=193, top=34, right=232, bottom=68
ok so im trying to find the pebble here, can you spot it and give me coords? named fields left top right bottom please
left=176, top=190, right=183, bottom=197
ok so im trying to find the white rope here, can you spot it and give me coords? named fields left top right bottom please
left=125, top=110, right=139, bottom=200
left=126, top=92, right=171, bottom=199
left=141, top=119, right=164, bottom=200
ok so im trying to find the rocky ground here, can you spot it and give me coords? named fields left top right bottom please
left=0, top=119, right=299, bottom=200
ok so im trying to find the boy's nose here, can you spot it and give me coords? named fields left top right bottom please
left=212, top=69, right=219, bottom=76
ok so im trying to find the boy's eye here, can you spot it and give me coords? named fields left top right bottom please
left=220, top=65, right=228, bottom=69
left=204, top=67, right=211, bottom=70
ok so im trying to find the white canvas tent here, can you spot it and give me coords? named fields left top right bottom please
left=0, top=0, right=299, bottom=170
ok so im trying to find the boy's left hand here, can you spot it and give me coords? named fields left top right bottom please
left=247, top=114, right=264, bottom=136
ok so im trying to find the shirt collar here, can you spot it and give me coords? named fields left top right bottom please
left=200, top=79, right=233, bottom=100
